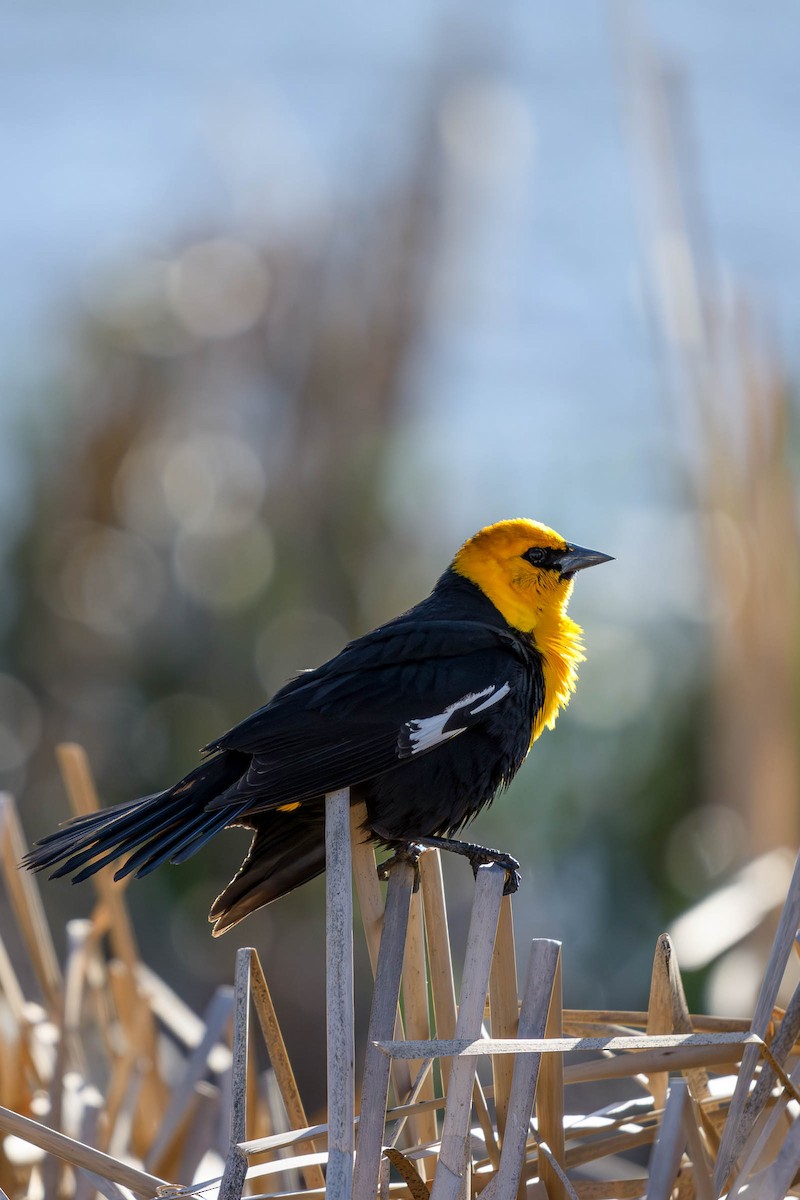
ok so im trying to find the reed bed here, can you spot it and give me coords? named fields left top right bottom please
left=1, top=744, right=799, bottom=1200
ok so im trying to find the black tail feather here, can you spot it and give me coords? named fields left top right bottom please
left=44, top=799, right=174, bottom=878
left=209, top=805, right=327, bottom=934
left=23, top=752, right=250, bottom=884
left=116, top=802, right=236, bottom=879
left=24, top=751, right=337, bottom=932
left=168, top=816, right=240, bottom=866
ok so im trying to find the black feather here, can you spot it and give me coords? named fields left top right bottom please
left=25, top=752, right=250, bottom=883
left=24, top=569, right=546, bottom=930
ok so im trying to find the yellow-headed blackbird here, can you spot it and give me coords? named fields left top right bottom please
left=25, top=519, right=611, bottom=933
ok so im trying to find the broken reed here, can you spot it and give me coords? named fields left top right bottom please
left=0, top=744, right=799, bottom=1199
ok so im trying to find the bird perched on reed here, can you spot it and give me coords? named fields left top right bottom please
left=25, top=518, right=611, bottom=933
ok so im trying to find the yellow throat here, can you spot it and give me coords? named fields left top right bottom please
left=452, top=518, right=586, bottom=743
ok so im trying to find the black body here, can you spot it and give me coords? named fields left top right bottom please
left=25, top=569, right=546, bottom=931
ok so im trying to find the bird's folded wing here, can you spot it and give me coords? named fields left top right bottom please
left=203, top=623, right=526, bottom=813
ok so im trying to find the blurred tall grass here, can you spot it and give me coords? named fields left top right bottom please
left=616, top=1, right=800, bottom=1010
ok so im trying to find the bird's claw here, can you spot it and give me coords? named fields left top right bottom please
left=376, top=834, right=520, bottom=896
left=377, top=843, right=425, bottom=891
left=466, top=847, right=521, bottom=896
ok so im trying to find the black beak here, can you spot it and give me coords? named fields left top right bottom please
left=556, top=544, right=614, bottom=580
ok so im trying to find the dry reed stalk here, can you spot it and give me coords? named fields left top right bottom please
left=147, top=986, right=233, bottom=1175
left=561, top=1124, right=657, bottom=1171
left=348, top=802, right=383, bottom=965
left=58, top=919, right=92, bottom=1080
left=246, top=1042, right=261, bottom=1153
left=563, top=1010, right=752, bottom=1033
left=325, top=787, right=355, bottom=1200
left=55, top=744, right=140, bottom=975
left=9, top=745, right=800, bottom=1199
left=645, top=934, right=716, bottom=1160
left=247, top=950, right=326, bottom=1190
left=0, top=1100, right=171, bottom=1198
left=643, top=1079, right=689, bottom=1200
left=136, top=962, right=206, bottom=1049
left=562, top=1038, right=753, bottom=1085
left=530, top=1139, right=578, bottom=1200
left=376, top=1031, right=757, bottom=1061
left=245, top=1147, right=330, bottom=1183
left=241, top=1186, right=414, bottom=1200
left=419, top=849, right=459, bottom=1102
left=263, top=1068, right=302, bottom=1194
left=108, top=961, right=166, bottom=1145
left=682, top=1090, right=714, bottom=1200
left=177, top=1079, right=225, bottom=1185
left=744, top=974, right=800, bottom=1120
left=727, top=1105, right=798, bottom=1187
left=352, top=859, right=414, bottom=1200
left=56, top=743, right=174, bottom=1168
left=488, top=898, right=518, bottom=1150
left=0, top=793, right=62, bottom=1012
left=645, top=936, right=680, bottom=1109
left=0, top=921, right=28, bottom=1029
left=732, top=1094, right=800, bottom=1200
left=350, top=802, right=414, bottom=1108
left=481, top=939, right=559, bottom=1200
left=401, top=888, right=438, bottom=1178
left=536, top=948, right=565, bottom=1200
left=73, top=1087, right=105, bottom=1200
left=103, top=1026, right=154, bottom=1158
left=568, top=1185, right=646, bottom=1200
left=241, top=1122, right=331, bottom=1157
left=429, top=863, right=506, bottom=1200
left=418, top=851, right=499, bottom=1170
left=714, top=845, right=800, bottom=1190
left=217, top=947, right=251, bottom=1200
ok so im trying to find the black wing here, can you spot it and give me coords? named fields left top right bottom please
left=204, top=620, right=531, bottom=814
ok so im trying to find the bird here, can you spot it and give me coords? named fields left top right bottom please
left=24, top=518, right=612, bottom=934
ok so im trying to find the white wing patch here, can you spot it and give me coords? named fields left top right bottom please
left=471, top=682, right=511, bottom=713
left=401, top=682, right=511, bottom=756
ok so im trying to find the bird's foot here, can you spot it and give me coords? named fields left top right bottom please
left=461, top=845, right=521, bottom=895
left=377, top=842, right=425, bottom=891
left=418, top=835, right=520, bottom=895
left=373, top=827, right=521, bottom=896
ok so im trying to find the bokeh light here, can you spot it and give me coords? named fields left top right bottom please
left=168, top=238, right=270, bottom=340
left=173, top=520, right=275, bottom=612
left=46, top=522, right=165, bottom=638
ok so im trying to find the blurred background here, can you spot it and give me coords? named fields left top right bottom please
left=2, top=0, right=799, bottom=1109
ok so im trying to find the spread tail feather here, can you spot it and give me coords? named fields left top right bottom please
left=23, top=752, right=250, bottom=884
left=209, top=806, right=326, bottom=935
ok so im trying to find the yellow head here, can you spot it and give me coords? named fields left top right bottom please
left=453, top=518, right=612, bottom=737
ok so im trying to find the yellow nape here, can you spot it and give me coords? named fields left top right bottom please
left=452, top=518, right=585, bottom=741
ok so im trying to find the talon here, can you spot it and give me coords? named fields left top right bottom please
left=377, top=855, right=400, bottom=881
left=377, top=843, right=425, bottom=890
left=465, top=847, right=521, bottom=896
left=503, top=867, right=521, bottom=896
left=376, top=833, right=521, bottom=897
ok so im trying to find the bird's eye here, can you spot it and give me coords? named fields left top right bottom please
left=524, top=547, right=546, bottom=565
